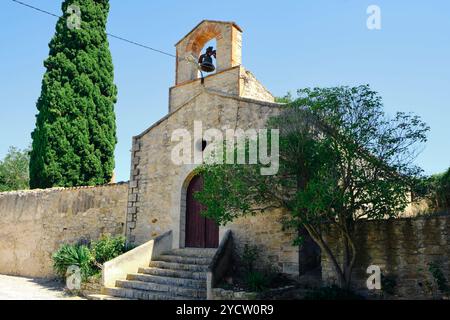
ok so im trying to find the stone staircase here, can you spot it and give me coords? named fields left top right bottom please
left=89, top=248, right=216, bottom=300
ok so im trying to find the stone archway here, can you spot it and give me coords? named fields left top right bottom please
left=175, top=20, right=243, bottom=84
left=184, top=23, right=223, bottom=59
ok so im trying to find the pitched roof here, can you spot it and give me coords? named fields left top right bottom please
left=175, top=20, right=243, bottom=46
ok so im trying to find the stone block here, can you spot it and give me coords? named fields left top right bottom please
left=129, top=180, right=138, bottom=188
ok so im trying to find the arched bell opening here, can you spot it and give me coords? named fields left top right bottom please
left=175, top=20, right=243, bottom=85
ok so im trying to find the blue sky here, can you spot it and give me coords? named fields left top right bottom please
left=0, top=0, right=449, bottom=182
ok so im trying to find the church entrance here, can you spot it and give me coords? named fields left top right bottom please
left=185, top=176, right=219, bottom=248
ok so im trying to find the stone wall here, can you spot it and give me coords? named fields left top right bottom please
left=169, top=66, right=274, bottom=113
left=225, top=209, right=299, bottom=276
left=239, top=69, right=275, bottom=103
left=322, top=215, right=450, bottom=299
left=169, top=66, right=242, bottom=113
left=0, top=184, right=128, bottom=278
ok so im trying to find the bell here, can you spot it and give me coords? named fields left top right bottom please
left=199, top=46, right=216, bottom=73
left=200, top=55, right=215, bottom=73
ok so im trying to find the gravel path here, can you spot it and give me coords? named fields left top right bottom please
left=0, top=275, right=84, bottom=300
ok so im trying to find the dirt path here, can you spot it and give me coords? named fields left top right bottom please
left=0, top=275, right=84, bottom=300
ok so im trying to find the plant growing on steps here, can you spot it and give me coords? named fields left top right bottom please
left=30, top=0, right=117, bottom=189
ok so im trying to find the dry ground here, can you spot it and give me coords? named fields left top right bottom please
left=0, top=275, right=84, bottom=300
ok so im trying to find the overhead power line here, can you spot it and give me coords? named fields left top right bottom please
left=12, top=0, right=176, bottom=58
left=12, top=0, right=60, bottom=18
left=106, top=34, right=175, bottom=58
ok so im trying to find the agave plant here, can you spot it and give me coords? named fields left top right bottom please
left=52, top=244, right=94, bottom=280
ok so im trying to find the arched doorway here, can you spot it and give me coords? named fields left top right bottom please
left=185, top=176, right=219, bottom=248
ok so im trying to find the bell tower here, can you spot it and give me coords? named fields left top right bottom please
left=175, top=20, right=243, bottom=85
left=169, top=20, right=274, bottom=113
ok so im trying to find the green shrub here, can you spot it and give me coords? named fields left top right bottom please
left=304, top=285, right=364, bottom=300
left=413, top=168, right=450, bottom=212
left=91, top=235, right=127, bottom=265
left=245, top=271, right=270, bottom=292
left=242, top=244, right=259, bottom=273
left=52, top=236, right=130, bottom=282
left=441, top=169, right=450, bottom=210
left=52, top=244, right=94, bottom=280
left=428, top=262, right=449, bottom=294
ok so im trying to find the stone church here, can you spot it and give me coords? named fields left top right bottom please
left=99, top=20, right=302, bottom=299
left=1, top=19, right=447, bottom=301
left=126, top=20, right=295, bottom=259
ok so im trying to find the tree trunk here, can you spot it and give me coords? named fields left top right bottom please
left=302, top=224, right=347, bottom=288
left=341, top=222, right=357, bottom=290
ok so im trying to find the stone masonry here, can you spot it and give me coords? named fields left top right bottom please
left=322, top=215, right=450, bottom=299
left=0, top=184, right=127, bottom=278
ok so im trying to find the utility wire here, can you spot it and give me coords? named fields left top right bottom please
left=106, top=34, right=175, bottom=58
left=12, top=0, right=60, bottom=18
left=12, top=0, right=176, bottom=58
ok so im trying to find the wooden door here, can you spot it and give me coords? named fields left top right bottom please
left=185, top=176, right=219, bottom=248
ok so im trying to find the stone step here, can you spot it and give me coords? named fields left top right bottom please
left=87, top=294, right=130, bottom=300
left=167, top=248, right=216, bottom=258
left=127, top=273, right=206, bottom=289
left=116, top=280, right=206, bottom=299
left=103, top=287, right=196, bottom=300
left=157, top=254, right=211, bottom=265
left=138, top=267, right=207, bottom=280
left=149, top=261, right=209, bottom=272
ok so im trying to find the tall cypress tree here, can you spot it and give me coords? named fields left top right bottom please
left=30, top=0, right=117, bottom=189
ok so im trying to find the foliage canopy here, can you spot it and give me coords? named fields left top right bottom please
left=195, top=85, right=429, bottom=288
left=0, top=146, right=30, bottom=192
left=30, top=0, right=117, bottom=188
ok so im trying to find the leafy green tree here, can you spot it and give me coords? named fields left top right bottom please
left=441, top=168, right=450, bottom=210
left=275, top=92, right=294, bottom=104
left=0, top=147, right=30, bottom=192
left=195, top=85, right=429, bottom=289
left=414, top=168, right=450, bottom=211
left=30, top=0, right=117, bottom=189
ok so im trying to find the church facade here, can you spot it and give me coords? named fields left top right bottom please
left=125, top=20, right=299, bottom=276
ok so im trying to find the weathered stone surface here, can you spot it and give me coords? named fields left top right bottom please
left=169, top=66, right=274, bottom=113
left=175, top=20, right=243, bottom=85
left=225, top=209, right=300, bottom=276
left=321, top=215, right=450, bottom=300
left=80, top=278, right=103, bottom=297
left=0, top=184, right=128, bottom=278
left=103, top=248, right=215, bottom=300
